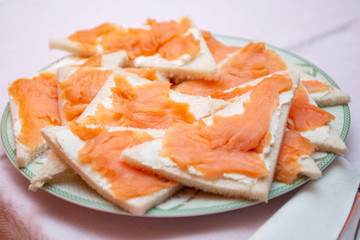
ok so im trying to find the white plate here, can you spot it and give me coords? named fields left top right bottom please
left=1, top=35, right=351, bottom=217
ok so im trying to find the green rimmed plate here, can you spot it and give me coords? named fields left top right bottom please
left=0, top=35, right=350, bottom=217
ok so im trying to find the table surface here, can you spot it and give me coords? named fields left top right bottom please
left=0, top=0, right=359, bottom=239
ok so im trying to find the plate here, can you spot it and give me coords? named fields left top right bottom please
left=0, top=35, right=351, bottom=217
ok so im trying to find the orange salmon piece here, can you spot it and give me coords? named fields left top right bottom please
left=77, top=128, right=176, bottom=200
left=81, top=75, right=195, bottom=129
left=161, top=74, right=293, bottom=179
left=9, top=73, right=61, bottom=149
left=161, top=124, right=269, bottom=179
left=201, top=74, right=292, bottom=151
left=101, top=28, right=159, bottom=59
left=275, top=130, right=316, bottom=184
left=73, top=55, right=103, bottom=68
left=60, top=68, right=114, bottom=122
left=175, top=42, right=287, bottom=97
left=159, top=34, right=200, bottom=61
left=69, top=121, right=105, bottom=140
left=124, top=66, right=159, bottom=81
left=68, top=23, right=118, bottom=53
left=68, top=23, right=117, bottom=44
left=147, top=17, right=191, bottom=44
left=201, top=30, right=241, bottom=64
left=302, top=80, right=331, bottom=93
left=288, top=85, right=335, bottom=132
left=209, top=84, right=256, bottom=100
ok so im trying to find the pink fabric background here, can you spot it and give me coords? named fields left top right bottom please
left=0, top=0, right=359, bottom=239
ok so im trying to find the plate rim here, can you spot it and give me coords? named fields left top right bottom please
left=0, top=34, right=351, bottom=217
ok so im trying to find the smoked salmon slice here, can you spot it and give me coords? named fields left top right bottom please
left=302, top=80, right=331, bottom=93
left=161, top=74, right=293, bottom=179
left=80, top=73, right=195, bottom=129
left=73, top=126, right=176, bottom=201
left=175, top=42, right=288, bottom=97
left=288, top=85, right=335, bottom=132
left=60, top=68, right=114, bottom=122
left=66, top=18, right=200, bottom=61
left=201, top=30, right=241, bottom=64
left=275, top=129, right=317, bottom=184
left=9, top=72, right=61, bottom=149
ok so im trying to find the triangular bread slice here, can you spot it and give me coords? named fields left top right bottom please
left=49, top=17, right=219, bottom=82
left=128, top=23, right=219, bottom=83
left=41, top=126, right=182, bottom=215
left=200, top=66, right=345, bottom=179
left=290, top=83, right=348, bottom=155
left=29, top=150, right=75, bottom=191
left=8, top=56, right=83, bottom=167
left=275, top=128, right=322, bottom=184
left=122, top=71, right=300, bottom=202
left=207, top=72, right=322, bottom=183
left=297, top=154, right=322, bottom=179
left=289, top=64, right=350, bottom=107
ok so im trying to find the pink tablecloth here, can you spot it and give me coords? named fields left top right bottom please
left=1, top=0, right=360, bottom=239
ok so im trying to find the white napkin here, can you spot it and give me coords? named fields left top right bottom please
left=250, top=156, right=360, bottom=240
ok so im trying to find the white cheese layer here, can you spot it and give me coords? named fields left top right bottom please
left=300, top=126, right=331, bottom=143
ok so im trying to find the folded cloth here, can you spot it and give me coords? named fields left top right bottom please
left=250, top=156, right=360, bottom=240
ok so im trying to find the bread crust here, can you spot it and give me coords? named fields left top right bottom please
left=289, top=63, right=350, bottom=107
left=41, top=126, right=182, bottom=215
left=298, top=156, right=322, bottom=179
left=29, top=150, right=75, bottom=191
left=9, top=96, right=48, bottom=167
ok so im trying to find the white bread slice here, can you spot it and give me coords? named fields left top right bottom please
left=122, top=72, right=300, bottom=202
left=100, top=51, right=129, bottom=68
left=77, top=68, right=229, bottom=124
left=298, top=155, right=321, bottom=179
left=29, top=150, right=75, bottom=191
left=8, top=56, right=83, bottom=168
left=129, top=23, right=219, bottom=82
left=41, top=126, right=183, bottom=215
left=289, top=64, right=350, bottom=107
left=294, top=83, right=348, bottom=155
left=49, top=18, right=219, bottom=81
left=300, top=124, right=347, bottom=155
